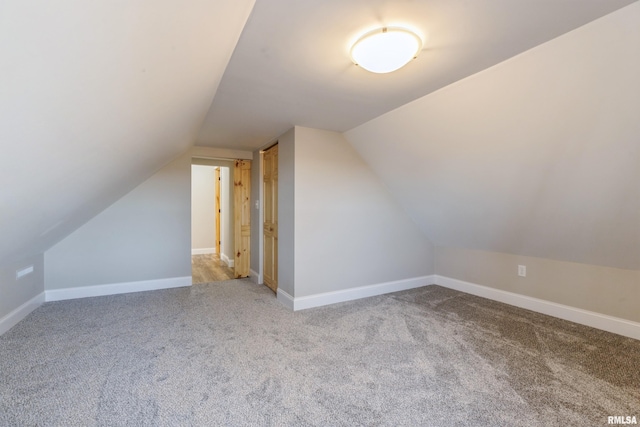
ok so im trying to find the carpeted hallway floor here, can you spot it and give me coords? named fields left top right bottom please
left=1, top=280, right=638, bottom=426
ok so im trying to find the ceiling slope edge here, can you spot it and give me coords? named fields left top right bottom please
left=343, top=2, right=640, bottom=271
left=0, top=0, right=257, bottom=267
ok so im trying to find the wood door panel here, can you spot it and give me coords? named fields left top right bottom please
left=234, top=160, right=251, bottom=278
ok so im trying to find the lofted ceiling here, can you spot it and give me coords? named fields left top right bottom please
left=1, top=0, right=637, bottom=270
left=0, top=0, right=255, bottom=265
left=196, top=0, right=636, bottom=150
left=346, top=3, right=640, bottom=270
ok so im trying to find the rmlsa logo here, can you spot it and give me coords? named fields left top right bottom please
left=608, top=416, right=638, bottom=425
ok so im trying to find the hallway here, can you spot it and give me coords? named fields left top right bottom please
left=191, top=254, right=235, bottom=283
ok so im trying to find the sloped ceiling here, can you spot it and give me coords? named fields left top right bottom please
left=2, top=0, right=638, bottom=273
left=345, top=3, right=640, bottom=270
left=0, top=0, right=255, bottom=265
left=196, top=0, right=635, bottom=150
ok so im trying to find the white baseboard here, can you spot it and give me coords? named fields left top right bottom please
left=434, top=275, right=640, bottom=341
left=0, top=292, right=45, bottom=336
left=277, top=289, right=295, bottom=310
left=45, top=276, right=192, bottom=302
left=284, top=275, right=436, bottom=311
left=221, top=253, right=234, bottom=268
left=192, top=248, right=216, bottom=255
left=249, top=269, right=262, bottom=284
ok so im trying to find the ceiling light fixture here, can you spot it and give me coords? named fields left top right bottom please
left=350, top=27, right=423, bottom=74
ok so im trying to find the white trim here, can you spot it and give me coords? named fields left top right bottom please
left=434, top=275, right=640, bottom=341
left=249, top=269, right=262, bottom=284
left=191, top=248, right=216, bottom=255
left=0, top=292, right=45, bottom=336
left=277, top=288, right=295, bottom=311
left=45, top=276, right=192, bottom=302
left=221, top=253, right=234, bottom=268
left=191, top=146, right=253, bottom=161
left=287, top=275, right=435, bottom=311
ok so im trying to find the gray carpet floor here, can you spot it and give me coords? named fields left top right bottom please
left=1, top=280, right=638, bottom=426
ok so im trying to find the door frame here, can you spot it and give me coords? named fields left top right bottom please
left=262, top=143, right=278, bottom=292
left=233, top=159, right=252, bottom=278
left=191, top=151, right=252, bottom=275
left=214, top=167, right=221, bottom=255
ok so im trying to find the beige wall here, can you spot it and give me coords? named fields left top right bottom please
left=0, top=254, right=44, bottom=321
left=219, top=167, right=233, bottom=262
left=436, top=246, right=640, bottom=323
left=293, top=127, right=434, bottom=297
left=44, top=151, right=192, bottom=290
left=274, top=126, right=435, bottom=298
left=277, top=129, right=296, bottom=297
left=191, top=165, right=217, bottom=252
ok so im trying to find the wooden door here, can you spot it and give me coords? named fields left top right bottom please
left=263, top=144, right=278, bottom=292
left=215, top=167, right=221, bottom=255
left=234, top=160, right=251, bottom=278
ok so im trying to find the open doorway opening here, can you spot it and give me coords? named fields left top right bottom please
left=191, top=163, right=234, bottom=283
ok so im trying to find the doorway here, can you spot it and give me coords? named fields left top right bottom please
left=191, top=163, right=234, bottom=283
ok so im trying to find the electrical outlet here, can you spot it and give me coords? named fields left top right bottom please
left=518, top=265, right=526, bottom=277
left=16, top=265, right=34, bottom=280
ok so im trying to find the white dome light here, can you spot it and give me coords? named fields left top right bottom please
left=350, top=27, right=423, bottom=74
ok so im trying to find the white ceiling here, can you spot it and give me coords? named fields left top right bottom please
left=1, top=0, right=636, bottom=269
left=346, top=2, right=640, bottom=270
left=196, top=0, right=636, bottom=150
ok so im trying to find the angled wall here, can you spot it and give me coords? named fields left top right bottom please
left=284, top=127, right=434, bottom=302
left=0, top=0, right=255, bottom=269
left=436, top=247, right=640, bottom=323
left=0, top=255, right=44, bottom=334
left=346, top=4, right=640, bottom=322
left=44, top=152, right=192, bottom=292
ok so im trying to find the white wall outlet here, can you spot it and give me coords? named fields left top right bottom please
left=518, top=265, right=526, bottom=277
